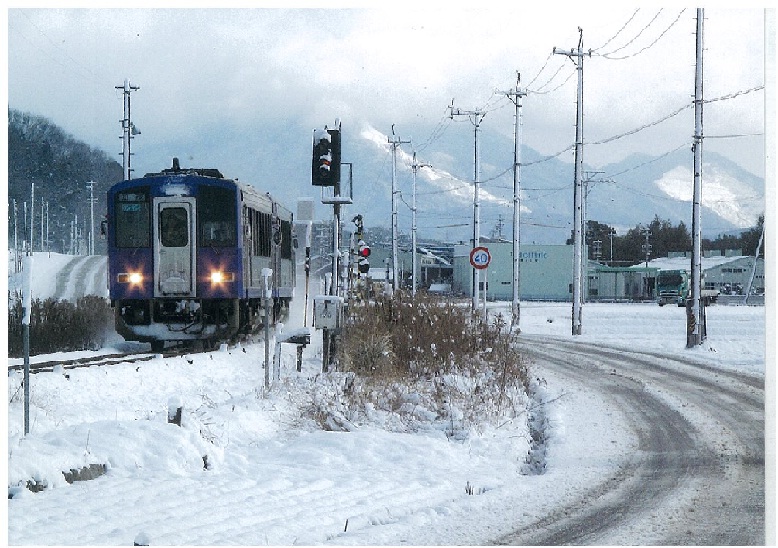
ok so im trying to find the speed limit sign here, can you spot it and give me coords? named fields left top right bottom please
left=469, top=246, right=491, bottom=270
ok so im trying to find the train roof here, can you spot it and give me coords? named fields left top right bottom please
left=142, top=157, right=223, bottom=179
left=110, top=158, right=293, bottom=219
left=143, top=167, right=225, bottom=179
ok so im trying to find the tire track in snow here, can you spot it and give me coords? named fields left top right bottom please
left=495, top=336, right=764, bottom=545
left=83, top=256, right=108, bottom=298
left=53, top=256, right=88, bottom=300
left=54, top=256, right=107, bottom=301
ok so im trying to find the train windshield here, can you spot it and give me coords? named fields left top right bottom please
left=160, top=207, right=189, bottom=247
left=198, top=185, right=237, bottom=247
left=115, top=188, right=150, bottom=247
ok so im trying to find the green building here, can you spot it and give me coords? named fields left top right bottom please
left=453, top=242, right=575, bottom=301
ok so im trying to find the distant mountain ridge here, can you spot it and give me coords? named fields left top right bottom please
left=8, top=110, right=764, bottom=250
left=8, top=109, right=122, bottom=255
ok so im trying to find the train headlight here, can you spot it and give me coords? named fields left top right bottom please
left=118, top=272, right=143, bottom=285
left=210, top=271, right=235, bottom=284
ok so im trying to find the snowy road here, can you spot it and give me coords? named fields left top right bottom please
left=497, top=335, right=765, bottom=545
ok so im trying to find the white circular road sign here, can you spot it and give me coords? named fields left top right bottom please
left=469, top=246, right=491, bottom=270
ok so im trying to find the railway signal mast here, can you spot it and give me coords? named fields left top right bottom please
left=312, top=120, right=350, bottom=372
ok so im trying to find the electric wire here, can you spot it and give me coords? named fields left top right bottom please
left=598, top=9, right=665, bottom=56
left=592, top=8, right=642, bottom=52
left=598, top=9, right=687, bottom=60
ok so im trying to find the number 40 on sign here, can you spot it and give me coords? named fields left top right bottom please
left=469, top=246, right=491, bottom=270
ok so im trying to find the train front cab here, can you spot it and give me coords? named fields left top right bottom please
left=108, top=176, right=243, bottom=350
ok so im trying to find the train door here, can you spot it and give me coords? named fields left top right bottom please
left=153, top=197, right=196, bottom=297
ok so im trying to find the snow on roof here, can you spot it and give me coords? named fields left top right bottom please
left=637, top=255, right=752, bottom=271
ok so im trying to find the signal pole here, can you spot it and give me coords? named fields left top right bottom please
left=555, top=28, right=591, bottom=336
left=449, top=102, right=486, bottom=313
left=116, top=79, right=140, bottom=181
left=688, top=9, right=705, bottom=347
left=499, top=73, right=527, bottom=331
left=388, top=126, right=410, bottom=292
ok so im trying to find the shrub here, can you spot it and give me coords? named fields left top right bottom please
left=7, top=296, right=114, bottom=357
left=339, top=293, right=523, bottom=379
left=318, top=293, right=530, bottom=436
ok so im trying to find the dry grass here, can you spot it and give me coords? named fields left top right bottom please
left=307, top=293, right=531, bottom=436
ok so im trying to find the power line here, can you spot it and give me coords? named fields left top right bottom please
left=598, top=9, right=687, bottom=60
left=589, top=103, right=690, bottom=145
left=593, top=8, right=642, bottom=52
left=597, top=9, right=665, bottom=57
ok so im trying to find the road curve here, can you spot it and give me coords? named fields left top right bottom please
left=495, top=335, right=765, bottom=545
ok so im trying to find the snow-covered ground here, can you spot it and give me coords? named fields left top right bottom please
left=4, top=253, right=770, bottom=545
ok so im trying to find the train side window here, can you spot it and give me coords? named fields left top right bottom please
left=280, top=220, right=293, bottom=259
left=261, top=212, right=272, bottom=257
left=198, top=186, right=237, bottom=247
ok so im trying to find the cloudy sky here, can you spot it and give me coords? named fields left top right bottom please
left=5, top=7, right=769, bottom=210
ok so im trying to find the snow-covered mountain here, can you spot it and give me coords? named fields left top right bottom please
left=180, top=122, right=765, bottom=244
left=22, top=112, right=761, bottom=247
left=346, top=123, right=764, bottom=243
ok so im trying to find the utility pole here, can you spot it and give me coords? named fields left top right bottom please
left=46, top=202, right=50, bottom=257
left=30, top=183, right=35, bottom=253
left=743, top=223, right=764, bottom=305
left=388, top=126, right=410, bottom=292
left=13, top=200, right=19, bottom=272
left=116, top=79, right=140, bottom=181
left=40, top=201, right=44, bottom=256
left=411, top=152, right=431, bottom=299
left=87, top=181, right=96, bottom=255
left=688, top=9, right=705, bottom=347
left=582, top=170, right=605, bottom=303
left=449, top=102, right=487, bottom=313
left=499, top=74, right=527, bottom=331
left=642, top=227, right=652, bottom=268
left=555, top=28, right=591, bottom=336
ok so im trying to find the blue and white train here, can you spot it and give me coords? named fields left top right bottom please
left=106, top=159, right=295, bottom=351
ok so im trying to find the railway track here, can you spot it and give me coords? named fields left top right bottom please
left=8, top=350, right=184, bottom=375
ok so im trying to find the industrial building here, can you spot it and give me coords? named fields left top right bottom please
left=452, top=241, right=764, bottom=303
left=453, top=242, right=576, bottom=301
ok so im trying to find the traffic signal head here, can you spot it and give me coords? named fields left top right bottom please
left=312, top=129, right=332, bottom=186
left=357, top=239, right=370, bottom=274
left=311, top=128, right=341, bottom=187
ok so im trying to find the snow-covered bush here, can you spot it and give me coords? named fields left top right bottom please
left=308, top=293, right=530, bottom=437
left=7, top=295, right=114, bottom=356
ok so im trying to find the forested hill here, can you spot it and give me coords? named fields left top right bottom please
left=8, top=109, right=122, bottom=255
